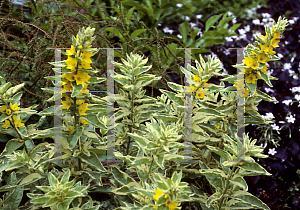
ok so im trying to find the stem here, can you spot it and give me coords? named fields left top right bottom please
left=218, top=164, right=237, bottom=209
left=146, top=154, right=155, bottom=183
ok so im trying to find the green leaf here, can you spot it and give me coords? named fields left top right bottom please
left=48, top=172, right=59, bottom=186
left=88, top=77, right=106, bottom=84
left=5, top=83, right=25, bottom=98
left=206, top=145, right=232, bottom=161
left=247, top=82, right=256, bottom=96
left=179, top=21, right=190, bottom=43
left=81, top=114, right=106, bottom=130
left=153, top=114, right=178, bottom=122
left=159, top=89, right=184, bottom=106
left=0, top=82, right=11, bottom=94
left=131, top=157, right=151, bottom=166
left=131, top=29, right=147, bottom=39
left=0, top=139, right=23, bottom=157
left=79, top=152, right=106, bottom=172
left=230, top=23, right=241, bottom=31
left=206, top=191, right=221, bottom=208
left=260, top=71, right=273, bottom=87
left=231, top=191, right=271, bottom=210
left=38, top=105, right=55, bottom=116
left=110, top=165, right=137, bottom=186
left=205, top=14, right=223, bottom=31
left=68, top=127, right=83, bottom=149
left=167, top=82, right=185, bottom=93
left=238, top=161, right=272, bottom=176
left=19, top=173, right=42, bottom=186
left=0, top=186, right=23, bottom=210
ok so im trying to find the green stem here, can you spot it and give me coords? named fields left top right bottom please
left=146, top=154, right=155, bottom=183
left=218, top=164, right=237, bottom=209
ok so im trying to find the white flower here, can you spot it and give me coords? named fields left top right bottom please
left=190, top=22, right=197, bottom=27
left=228, top=11, right=233, bottom=16
left=264, top=87, right=274, bottom=93
left=295, top=94, right=300, bottom=101
left=232, top=18, right=237, bottom=24
left=196, top=14, right=203, bottom=19
left=176, top=3, right=183, bottom=7
left=268, top=148, right=277, bottom=155
left=277, top=53, right=283, bottom=58
left=290, top=86, right=300, bottom=93
left=252, top=19, right=260, bottom=25
left=177, top=34, right=182, bottom=39
left=163, top=27, right=174, bottom=34
left=284, top=63, right=291, bottom=70
left=158, top=23, right=162, bottom=26
left=244, top=25, right=250, bottom=32
left=262, top=112, right=275, bottom=120
left=271, top=124, right=279, bottom=131
left=282, top=99, right=292, bottom=106
left=225, top=37, right=233, bottom=42
left=238, top=28, right=246, bottom=34
left=286, top=115, right=295, bottom=123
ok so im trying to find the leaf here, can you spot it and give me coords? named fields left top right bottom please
left=79, top=152, right=106, bottom=172
left=131, top=29, right=147, bottom=39
left=206, top=191, right=221, bottom=208
left=0, top=82, right=11, bottom=94
left=159, top=89, right=184, bottom=106
left=179, top=21, right=190, bottom=43
left=19, top=173, right=42, bottom=186
left=67, top=127, right=82, bottom=149
left=205, top=14, right=223, bottom=31
left=152, top=114, right=178, bottom=122
left=81, top=114, right=106, bottom=130
left=38, top=105, right=55, bottom=116
left=0, top=139, right=24, bottom=157
left=0, top=186, right=23, bottom=210
left=131, top=157, right=151, bottom=166
left=231, top=191, right=271, bottom=210
left=260, top=71, right=273, bottom=87
left=238, top=161, right=272, bottom=176
left=230, top=23, right=241, bottom=31
left=206, top=145, right=232, bottom=161
left=6, top=83, right=25, bottom=98
left=110, top=165, right=137, bottom=186
left=247, top=82, right=256, bottom=96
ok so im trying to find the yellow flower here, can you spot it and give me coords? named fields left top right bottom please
left=0, top=105, right=7, bottom=112
left=81, top=60, right=92, bottom=69
left=62, top=72, right=76, bottom=82
left=158, top=144, right=161, bottom=146
left=153, top=205, right=157, bottom=210
left=214, top=125, right=220, bottom=129
left=273, top=32, right=281, bottom=39
left=79, top=46, right=83, bottom=50
left=13, top=115, right=24, bottom=128
left=165, top=194, right=169, bottom=199
left=196, top=90, right=206, bottom=99
left=245, top=74, right=256, bottom=84
left=81, top=51, right=93, bottom=64
left=260, top=34, right=268, bottom=41
left=193, top=75, right=202, bottom=83
left=65, top=56, right=78, bottom=70
left=157, top=152, right=159, bottom=155
left=78, top=103, right=90, bottom=116
left=10, top=103, right=20, bottom=111
left=74, top=71, right=91, bottom=85
left=87, top=41, right=91, bottom=48
left=166, top=199, right=179, bottom=210
left=2, top=119, right=10, bottom=129
left=18, top=139, right=24, bottom=143
left=244, top=68, right=253, bottom=74
left=66, top=45, right=76, bottom=56
left=76, top=100, right=85, bottom=105
left=2, top=93, right=5, bottom=99
left=270, top=38, right=280, bottom=48
left=261, top=65, right=268, bottom=72
left=153, top=188, right=164, bottom=201
left=6, top=109, right=11, bottom=115
left=80, top=117, right=89, bottom=125
left=257, top=52, right=269, bottom=63
left=243, top=57, right=258, bottom=69
left=76, top=35, right=79, bottom=41
left=69, top=126, right=74, bottom=134
left=62, top=81, right=73, bottom=93
left=62, top=96, right=72, bottom=110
